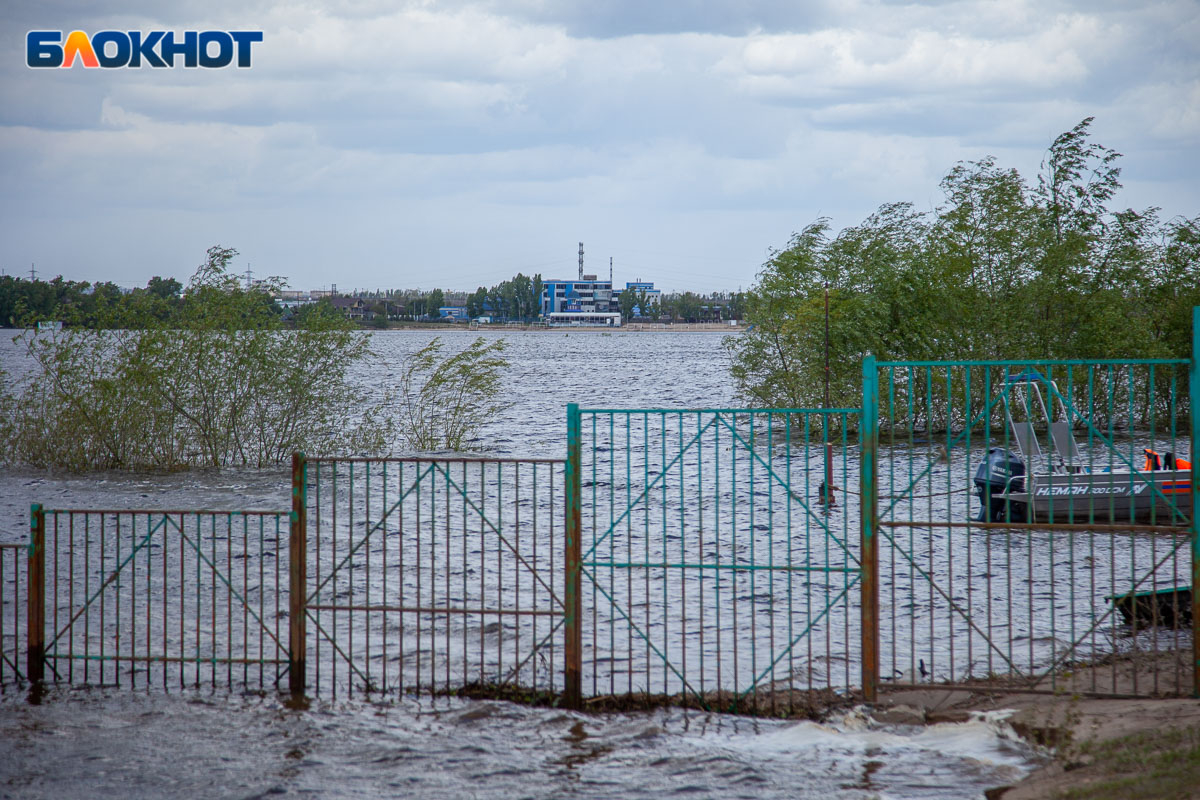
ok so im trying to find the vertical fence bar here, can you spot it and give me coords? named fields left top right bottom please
left=860, top=356, right=879, bottom=702
left=564, top=404, right=583, bottom=709
left=1191, top=306, right=1199, bottom=699
left=27, top=504, right=45, bottom=684
left=290, top=453, right=308, bottom=696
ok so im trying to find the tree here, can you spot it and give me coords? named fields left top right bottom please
left=2, top=246, right=395, bottom=470
left=427, top=288, right=445, bottom=318
left=618, top=288, right=636, bottom=322
left=725, top=120, right=1196, bottom=425
left=396, top=337, right=509, bottom=451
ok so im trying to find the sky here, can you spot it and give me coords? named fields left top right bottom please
left=1, top=1, right=1197, bottom=294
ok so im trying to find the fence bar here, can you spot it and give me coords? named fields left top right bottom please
left=1192, top=305, right=1199, bottom=699
left=27, top=504, right=44, bottom=683
left=860, top=355, right=879, bottom=702
left=563, top=403, right=583, bottom=709
left=290, top=452, right=308, bottom=696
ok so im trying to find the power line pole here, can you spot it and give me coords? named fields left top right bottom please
left=29, top=262, right=37, bottom=281
left=578, top=242, right=584, bottom=281
left=244, top=263, right=253, bottom=289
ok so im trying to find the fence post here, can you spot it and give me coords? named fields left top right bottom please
left=1190, top=306, right=1199, bottom=699
left=27, top=504, right=44, bottom=684
left=860, top=356, right=880, bottom=703
left=289, top=453, right=308, bottom=696
left=563, top=403, right=583, bottom=709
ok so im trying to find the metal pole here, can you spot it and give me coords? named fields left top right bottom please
left=860, top=356, right=879, bottom=702
left=1190, top=306, right=1199, bottom=699
left=289, top=453, right=308, bottom=696
left=564, top=403, right=583, bottom=709
left=27, top=504, right=44, bottom=684
left=824, top=284, right=836, bottom=505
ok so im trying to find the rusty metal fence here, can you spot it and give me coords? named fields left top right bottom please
left=0, top=543, right=25, bottom=689
left=6, top=306, right=1197, bottom=708
left=28, top=506, right=292, bottom=690
left=300, top=455, right=568, bottom=698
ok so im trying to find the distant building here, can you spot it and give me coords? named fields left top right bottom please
left=439, top=306, right=469, bottom=321
left=541, top=275, right=616, bottom=316
left=329, top=296, right=371, bottom=320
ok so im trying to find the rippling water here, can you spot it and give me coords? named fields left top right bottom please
left=0, top=688, right=1035, bottom=799
left=0, top=328, right=1117, bottom=797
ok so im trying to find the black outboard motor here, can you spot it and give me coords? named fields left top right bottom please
left=973, top=448, right=1025, bottom=522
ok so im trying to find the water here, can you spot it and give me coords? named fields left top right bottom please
left=0, top=688, right=1035, bottom=799
left=0, top=328, right=1107, bottom=796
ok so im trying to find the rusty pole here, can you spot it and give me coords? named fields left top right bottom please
left=289, top=453, right=308, bottom=697
left=27, top=504, right=44, bottom=684
left=1190, top=306, right=1199, bottom=699
left=563, top=404, right=583, bottom=709
left=860, top=356, right=879, bottom=702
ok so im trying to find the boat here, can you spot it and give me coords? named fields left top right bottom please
left=972, top=372, right=1192, bottom=525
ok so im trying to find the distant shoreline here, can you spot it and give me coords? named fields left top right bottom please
left=378, top=322, right=743, bottom=332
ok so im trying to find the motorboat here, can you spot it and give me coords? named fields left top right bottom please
left=972, top=372, right=1192, bottom=525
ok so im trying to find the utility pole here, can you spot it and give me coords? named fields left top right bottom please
left=244, top=263, right=253, bottom=289
left=29, top=262, right=37, bottom=281
left=578, top=242, right=584, bottom=281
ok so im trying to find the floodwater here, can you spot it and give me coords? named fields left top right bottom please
left=0, top=688, right=1035, bottom=799
left=0, top=329, right=1073, bottom=797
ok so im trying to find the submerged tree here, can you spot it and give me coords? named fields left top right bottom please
left=726, top=119, right=1199, bottom=424
left=2, top=246, right=395, bottom=470
left=396, top=337, right=509, bottom=451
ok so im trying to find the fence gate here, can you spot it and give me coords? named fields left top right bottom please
left=571, top=405, right=863, bottom=714
left=865, top=356, right=1196, bottom=698
left=301, top=456, right=567, bottom=697
left=28, top=507, right=292, bottom=690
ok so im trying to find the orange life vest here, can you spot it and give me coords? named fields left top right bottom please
left=1144, top=449, right=1192, bottom=471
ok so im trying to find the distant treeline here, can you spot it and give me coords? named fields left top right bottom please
left=0, top=272, right=748, bottom=327
left=727, top=118, right=1199, bottom=429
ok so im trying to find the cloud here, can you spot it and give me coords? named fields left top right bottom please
left=0, top=0, right=1197, bottom=292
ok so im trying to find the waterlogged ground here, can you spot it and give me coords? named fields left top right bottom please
left=0, top=688, right=1037, bottom=800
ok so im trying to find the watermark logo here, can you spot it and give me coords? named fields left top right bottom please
left=27, top=30, right=263, bottom=69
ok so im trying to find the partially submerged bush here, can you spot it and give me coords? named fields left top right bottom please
left=0, top=247, right=394, bottom=470
left=397, top=336, right=509, bottom=451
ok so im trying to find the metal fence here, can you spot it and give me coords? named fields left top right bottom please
left=301, top=456, right=568, bottom=698
left=30, top=506, right=292, bottom=690
left=0, top=543, right=25, bottom=689
left=863, top=357, right=1195, bottom=698
left=570, top=405, right=862, bottom=713
left=7, top=309, right=1197, bottom=709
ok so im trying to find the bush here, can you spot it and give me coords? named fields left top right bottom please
left=0, top=247, right=394, bottom=470
left=396, top=336, right=508, bottom=451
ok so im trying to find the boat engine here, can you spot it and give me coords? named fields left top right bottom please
left=973, top=448, right=1025, bottom=522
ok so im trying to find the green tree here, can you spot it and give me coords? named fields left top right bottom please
left=396, top=337, right=509, bottom=451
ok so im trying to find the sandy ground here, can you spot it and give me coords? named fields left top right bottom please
left=873, top=684, right=1200, bottom=799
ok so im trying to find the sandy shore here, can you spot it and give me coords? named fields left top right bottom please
left=873, top=683, right=1200, bottom=798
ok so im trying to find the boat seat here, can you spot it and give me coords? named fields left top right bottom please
left=1050, top=421, right=1082, bottom=467
left=1010, top=422, right=1041, bottom=460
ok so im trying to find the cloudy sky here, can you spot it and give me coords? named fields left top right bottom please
left=2, top=1, right=1197, bottom=293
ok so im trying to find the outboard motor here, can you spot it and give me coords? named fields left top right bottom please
left=973, top=448, right=1025, bottom=522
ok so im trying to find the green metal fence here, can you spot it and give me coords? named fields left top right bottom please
left=29, top=507, right=293, bottom=690
left=570, top=404, right=862, bottom=714
left=302, top=455, right=568, bottom=698
left=864, top=355, right=1195, bottom=698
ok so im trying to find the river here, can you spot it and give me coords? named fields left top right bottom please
left=1, top=329, right=1045, bottom=798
